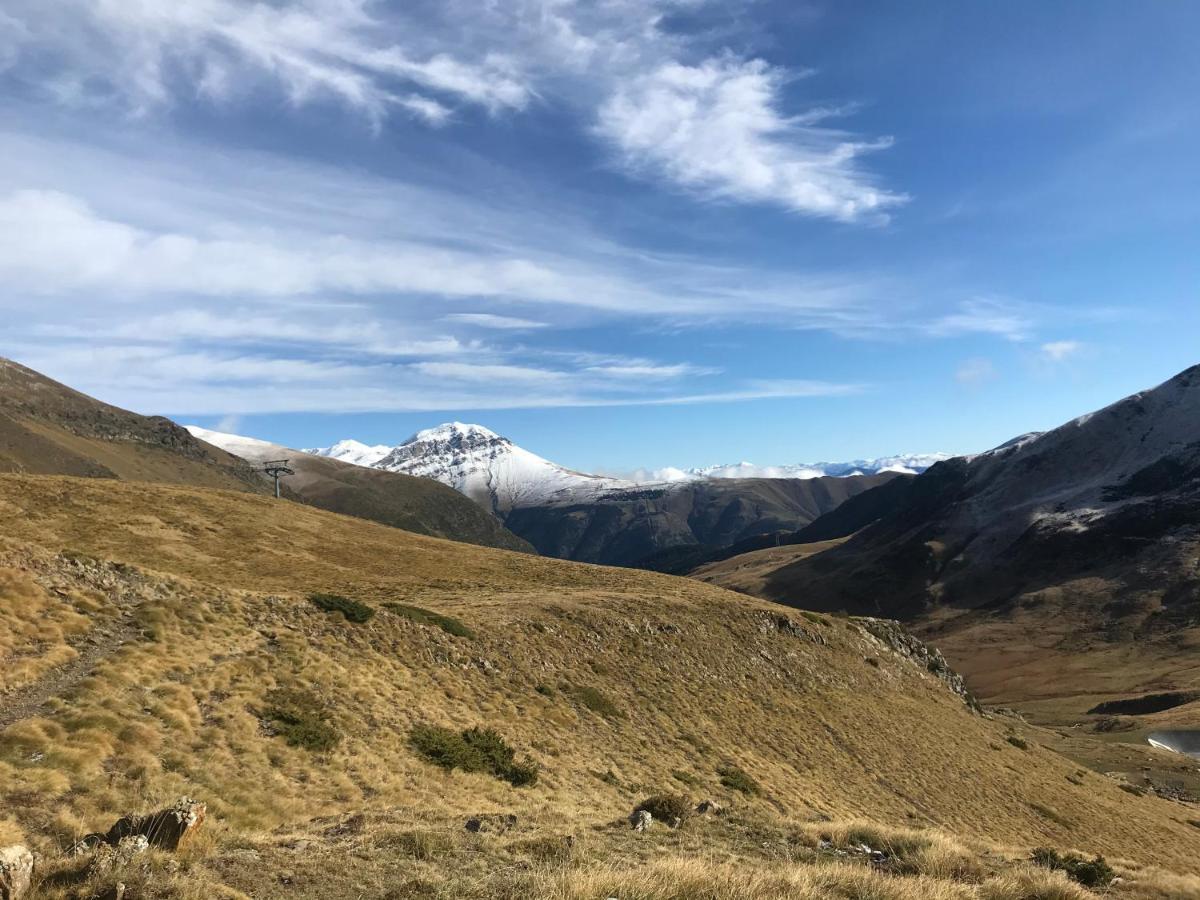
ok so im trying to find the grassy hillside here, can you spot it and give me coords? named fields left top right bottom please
left=2, top=475, right=1199, bottom=897
left=0, top=359, right=263, bottom=492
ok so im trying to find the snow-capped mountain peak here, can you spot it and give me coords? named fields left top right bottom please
left=308, top=421, right=948, bottom=514
left=408, top=421, right=502, bottom=444
left=370, top=421, right=627, bottom=514
left=306, top=438, right=393, bottom=468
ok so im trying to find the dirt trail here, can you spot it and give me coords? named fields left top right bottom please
left=0, top=613, right=142, bottom=730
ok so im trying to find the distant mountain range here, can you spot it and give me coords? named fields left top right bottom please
left=301, top=422, right=927, bottom=566
left=307, top=421, right=947, bottom=514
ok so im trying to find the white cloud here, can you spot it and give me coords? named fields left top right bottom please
left=1039, top=340, right=1082, bottom=362
left=442, top=314, right=548, bottom=330
left=1, top=0, right=529, bottom=122
left=955, top=357, right=997, bottom=385
left=12, top=342, right=859, bottom=415
left=927, top=298, right=1033, bottom=342
left=598, top=57, right=906, bottom=222
left=585, top=363, right=719, bottom=379
left=1, top=0, right=904, bottom=221
left=0, top=185, right=896, bottom=323
left=409, top=361, right=571, bottom=385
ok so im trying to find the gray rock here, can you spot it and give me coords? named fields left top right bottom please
left=0, top=846, right=33, bottom=900
left=630, top=809, right=653, bottom=832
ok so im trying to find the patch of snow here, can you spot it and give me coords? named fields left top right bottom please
left=306, top=438, right=392, bottom=468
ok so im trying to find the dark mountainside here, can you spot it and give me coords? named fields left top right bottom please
left=758, top=364, right=1200, bottom=626
left=649, top=473, right=914, bottom=574
left=0, top=357, right=265, bottom=492
left=700, top=364, right=1200, bottom=714
left=503, top=472, right=897, bottom=567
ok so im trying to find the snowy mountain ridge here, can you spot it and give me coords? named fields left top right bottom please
left=306, top=422, right=947, bottom=514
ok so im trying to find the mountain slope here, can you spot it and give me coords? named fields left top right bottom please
left=704, top=364, right=1200, bottom=714
left=0, top=357, right=263, bottom=492
left=2, top=472, right=1199, bottom=897
left=505, top=472, right=899, bottom=567
left=187, top=426, right=534, bottom=553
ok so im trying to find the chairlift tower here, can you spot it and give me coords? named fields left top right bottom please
left=261, top=459, right=295, bottom=499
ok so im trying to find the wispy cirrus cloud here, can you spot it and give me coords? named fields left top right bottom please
left=1, top=0, right=903, bottom=222
left=926, top=298, right=1034, bottom=342
left=597, top=57, right=905, bottom=222
left=0, top=0, right=529, bottom=123
left=12, top=342, right=859, bottom=416
left=442, top=314, right=549, bottom=331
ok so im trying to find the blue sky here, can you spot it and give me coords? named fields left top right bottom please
left=1, top=1, right=1197, bottom=473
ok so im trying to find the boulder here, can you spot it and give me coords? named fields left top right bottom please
left=630, top=809, right=653, bottom=832
left=464, top=813, right=517, bottom=835
left=103, top=798, right=206, bottom=851
left=0, top=846, right=33, bottom=900
left=89, top=835, right=149, bottom=877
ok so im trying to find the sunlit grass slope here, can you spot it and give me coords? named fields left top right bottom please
left=1, top=475, right=1199, bottom=897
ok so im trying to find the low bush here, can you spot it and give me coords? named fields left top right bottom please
left=262, top=688, right=339, bottom=752
left=1006, top=735, right=1029, bottom=750
left=309, top=593, right=374, bottom=623
left=635, top=794, right=693, bottom=827
left=384, top=602, right=473, bottom=638
left=410, top=724, right=539, bottom=787
left=569, top=685, right=624, bottom=719
left=1032, top=847, right=1115, bottom=889
left=717, top=764, right=759, bottom=795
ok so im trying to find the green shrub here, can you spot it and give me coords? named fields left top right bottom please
left=409, top=724, right=538, bottom=787
left=309, top=593, right=375, bottom=623
left=1032, top=847, right=1115, bottom=888
left=635, top=794, right=693, bottom=827
left=717, top=764, right=759, bottom=795
left=1006, top=735, right=1029, bottom=750
left=534, top=683, right=554, bottom=697
left=569, top=685, right=623, bottom=719
left=672, top=769, right=700, bottom=786
left=384, top=603, right=473, bottom=638
left=262, top=688, right=339, bottom=752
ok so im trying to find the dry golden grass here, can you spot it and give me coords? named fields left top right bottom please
left=691, top=538, right=847, bottom=596
left=0, top=565, right=94, bottom=693
left=1, top=475, right=1199, bottom=897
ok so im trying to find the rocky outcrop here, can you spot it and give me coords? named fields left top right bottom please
left=855, top=618, right=980, bottom=712
left=75, top=798, right=207, bottom=854
left=0, top=846, right=33, bottom=900
left=88, top=835, right=149, bottom=877
left=629, top=810, right=652, bottom=832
